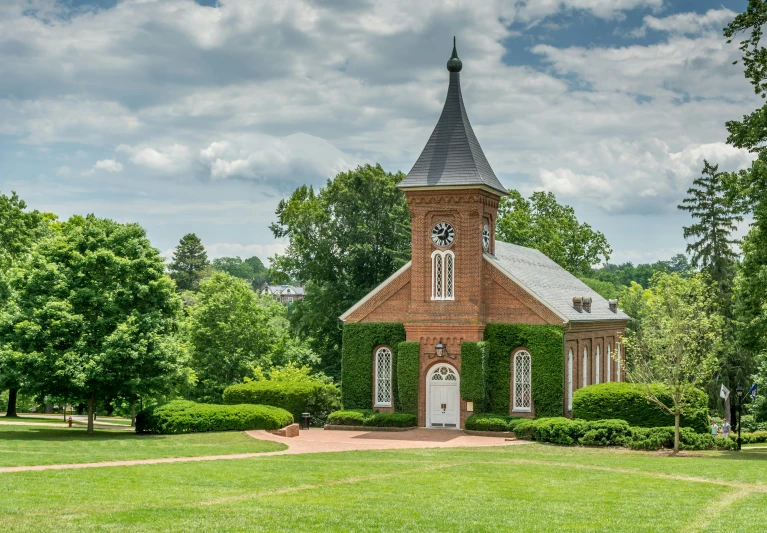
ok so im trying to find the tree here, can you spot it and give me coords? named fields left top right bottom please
left=496, top=190, right=612, bottom=275
left=6, top=215, right=183, bottom=432
left=269, top=164, right=411, bottom=377
left=168, top=233, right=209, bottom=291
left=211, top=255, right=270, bottom=289
left=187, top=272, right=274, bottom=402
left=0, top=191, right=50, bottom=417
left=678, top=160, right=742, bottom=302
left=622, top=273, right=723, bottom=453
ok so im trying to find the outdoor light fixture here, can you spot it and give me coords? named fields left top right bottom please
left=737, top=384, right=744, bottom=398
left=435, top=339, right=446, bottom=358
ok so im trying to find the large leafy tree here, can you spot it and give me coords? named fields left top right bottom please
left=623, top=273, right=723, bottom=453
left=187, top=272, right=274, bottom=402
left=168, top=233, right=209, bottom=291
left=678, top=160, right=742, bottom=302
left=0, top=191, right=50, bottom=417
left=270, top=164, right=410, bottom=377
left=495, top=190, right=612, bottom=275
left=211, top=255, right=270, bottom=289
left=6, top=215, right=183, bottom=432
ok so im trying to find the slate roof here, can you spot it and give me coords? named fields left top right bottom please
left=262, top=284, right=305, bottom=296
left=486, top=241, right=631, bottom=323
left=398, top=69, right=508, bottom=195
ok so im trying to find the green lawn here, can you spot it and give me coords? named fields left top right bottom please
left=0, top=425, right=286, bottom=467
left=1, top=428, right=766, bottom=532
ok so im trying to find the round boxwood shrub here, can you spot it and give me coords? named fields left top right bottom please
left=135, top=400, right=293, bottom=435
left=222, top=380, right=341, bottom=426
left=326, top=410, right=416, bottom=428
left=572, top=382, right=709, bottom=433
left=465, top=413, right=523, bottom=432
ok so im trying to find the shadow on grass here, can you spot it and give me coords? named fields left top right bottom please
left=0, top=428, right=147, bottom=442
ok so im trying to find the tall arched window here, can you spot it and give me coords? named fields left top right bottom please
left=607, top=344, right=612, bottom=383
left=512, top=350, right=532, bottom=412
left=431, top=250, right=455, bottom=301
left=595, top=344, right=600, bottom=385
left=374, top=347, right=392, bottom=407
left=568, top=348, right=573, bottom=412
left=616, top=344, right=622, bottom=382
left=583, top=346, right=588, bottom=388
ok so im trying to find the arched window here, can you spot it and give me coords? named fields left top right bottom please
left=607, top=344, right=612, bottom=383
left=583, top=346, right=588, bottom=388
left=374, top=347, right=392, bottom=407
left=616, top=344, right=622, bottom=382
left=595, top=344, right=600, bottom=385
left=568, top=348, right=573, bottom=412
left=512, top=350, right=532, bottom=412
left=431, top=250, right=455, bottom=301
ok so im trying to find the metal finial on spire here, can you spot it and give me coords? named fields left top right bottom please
left=447, top=36, right=462, bottom=72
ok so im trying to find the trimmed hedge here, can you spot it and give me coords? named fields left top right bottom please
left=326, top=409, right=417, bottom=428
left=512, top=416, right=734, bottom=450
left=222, top=380, right=341, bottom=426
left=135, top=400, right=293, bottom=435
left=397, top=342, right=420, bottom=416
left=460, top=342, right=486, bottom=409
left=484, top=323, right=564, bottom=417
left=341, top=323, right=406, bottom=409
left=740, top=430, right=767, bottom=444
left=465, top=413, right=523, bottom=433
left=572, top=382, right=709, bottom=434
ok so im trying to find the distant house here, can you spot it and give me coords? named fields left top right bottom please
left=261, top=283, right=305, bottom=304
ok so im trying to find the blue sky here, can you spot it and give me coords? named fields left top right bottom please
left=0, top=0, right=757, bottom=265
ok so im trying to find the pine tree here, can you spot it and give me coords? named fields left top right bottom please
left=678, top=160, right=742, bottom=301
left=168, top=233, right=209, bottom=291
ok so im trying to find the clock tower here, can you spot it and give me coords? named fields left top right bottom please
left=398, top=38, right=507, bottom=341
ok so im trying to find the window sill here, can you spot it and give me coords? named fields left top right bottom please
left=374, top=403, right=392, bottom=408
left=512, top=408, right=531, bottom=413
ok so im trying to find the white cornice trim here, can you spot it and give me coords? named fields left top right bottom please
left=339, top=261, right=412, bottom=322
left=483, top=253, right=569, bottom=323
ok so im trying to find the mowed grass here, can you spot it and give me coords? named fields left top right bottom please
left=0, top=425, right=286, bottom=467
left=1, top=430, right=767, bottom=532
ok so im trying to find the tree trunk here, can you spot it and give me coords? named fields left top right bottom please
left=673, top=411, right=681, bottom=454
left=131, top=402, right=136, bottom=427
left=5, top=388, right=18, bottom=417
left=87, top=392, right=95, bottom=434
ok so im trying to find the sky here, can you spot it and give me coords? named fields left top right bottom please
left=0, top=0, right=759, bottom=265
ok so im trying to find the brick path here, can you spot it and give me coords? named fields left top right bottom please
left=0, top=428, right=529, bottom=474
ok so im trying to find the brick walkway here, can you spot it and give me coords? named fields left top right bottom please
left=0, top=428, right=529, bottom=474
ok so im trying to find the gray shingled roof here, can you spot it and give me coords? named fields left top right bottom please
left=263, top=284, right=305, bottom=296
left=398, top=71, right=508, bottom=195
left=486, top=241, right=631, bottom=323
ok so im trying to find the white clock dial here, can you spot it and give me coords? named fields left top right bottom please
left=482, top=223, right=490, bottom=250
left=431, top=222, right=455, bottom=247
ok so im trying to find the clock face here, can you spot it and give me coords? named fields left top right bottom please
left=431, top=222, right=455, bottom=247
left=482, top=223, right=491, bottom=250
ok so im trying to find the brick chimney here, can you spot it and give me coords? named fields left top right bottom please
left=572, top=296, right=583, bottom=312
left=608, top=299, right=618, bottom=313
left=583, top=297, right=592, bottom=313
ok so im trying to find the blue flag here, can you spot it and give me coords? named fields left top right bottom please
left=749, top=383, right=757, bottom=401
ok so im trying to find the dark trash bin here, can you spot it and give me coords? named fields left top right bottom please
left=301, top=412, right=311, bottom=430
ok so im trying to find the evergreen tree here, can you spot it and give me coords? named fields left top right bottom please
left=168, top=233, right=209, bottom=291
left=678, top=160, right=742, bottom=302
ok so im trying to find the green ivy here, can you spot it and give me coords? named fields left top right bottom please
left=341, top=322, right=406, bottom=409
left=484, top=323, right=564, bottom=417
left=397, top=341, right=420, bottom=416
left=460, top=342, right=486, bottom=410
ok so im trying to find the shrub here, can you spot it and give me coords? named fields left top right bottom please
left=465, top=413, right=522, bottom=432
left=741, top=430, right=767, bottom=444
left=572, top=382, right=709, bottom=433
left=579, top=419, right=633, bottom=447
left=136, top=400, right=293, bottom=435
left=326, top=409, right=416, bottom=428
left=223, top=380, right=341, bottom=426
left=397, top=342, right=420, bottom=416
left=740, top=415, right=767, bottom=433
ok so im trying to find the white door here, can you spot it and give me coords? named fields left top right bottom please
left=427, top=364, right=460, bottom=428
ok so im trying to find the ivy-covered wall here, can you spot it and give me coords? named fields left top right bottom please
left=397, top=341, right=420, bottom=416
left=341, top=322, right=406, bottom=409
left=484, top=323, right=564, bottom=417
left=460, top=342, right=486, bottom=411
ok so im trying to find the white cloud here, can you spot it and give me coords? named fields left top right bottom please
left=631, top=8, right=737, bottom=37
left=93, top=159, right=124, bottom=173
left=117, top=143, right=192, bottom=174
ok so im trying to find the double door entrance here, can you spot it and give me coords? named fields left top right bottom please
left=427, top=364, right=460, bottom=428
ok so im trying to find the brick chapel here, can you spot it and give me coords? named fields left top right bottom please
left=340, top=41, right=630, bottom=429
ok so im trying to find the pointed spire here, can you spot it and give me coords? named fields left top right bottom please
left=447, top=36, right=462, bottom=72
